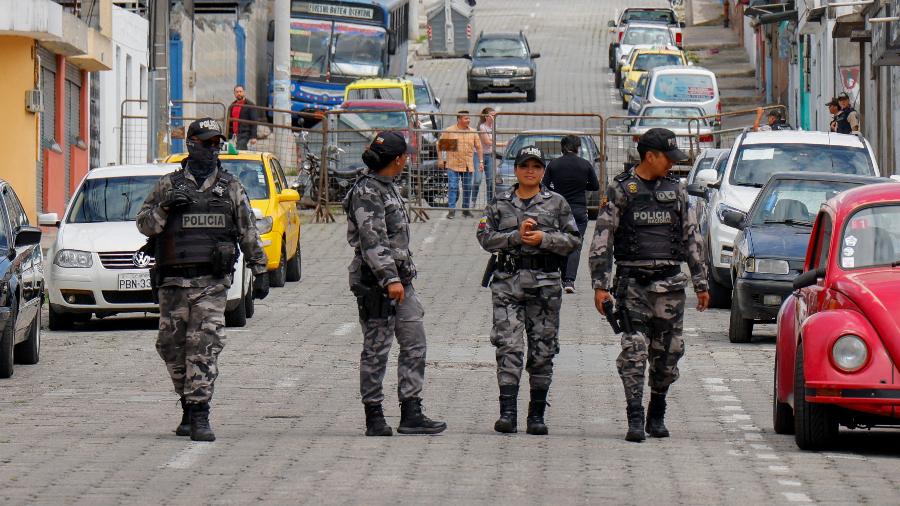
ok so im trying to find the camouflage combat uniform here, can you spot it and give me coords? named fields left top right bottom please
left=344, top=171, right=426, bottom=406
left=477, top=185, right=581, bottom=390
left=137, top=162, right=267, bottom=404
left=589, top=171, right=707, bottom=403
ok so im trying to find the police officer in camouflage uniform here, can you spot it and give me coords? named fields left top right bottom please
left=477, top=146, right=581, bottom=435
left=589, top=128, right=709, bottom=442
left=344, top=131, right=446, bottom=437
left=137, top=118, right=269, bottom=442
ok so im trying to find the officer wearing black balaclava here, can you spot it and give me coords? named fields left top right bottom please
left=137, top=118, right=269, bottom=442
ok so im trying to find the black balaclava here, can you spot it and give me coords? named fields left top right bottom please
left=186, top=138, right=220, bottom=183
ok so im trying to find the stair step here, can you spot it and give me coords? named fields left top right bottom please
left=704, top=63, right=755, bottom=78
left=717, top=77, right=757, bottom=90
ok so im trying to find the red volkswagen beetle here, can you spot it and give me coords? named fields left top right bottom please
left=774, top=181, right=900, bottom=450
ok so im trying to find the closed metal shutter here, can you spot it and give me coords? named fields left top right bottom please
left=89, top=72, right=100, bottom=170
left=65, top=62, right=82, bottom=198
left=37, top=45, right=58, bottom=210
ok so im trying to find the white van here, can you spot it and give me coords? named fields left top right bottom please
left=628, top=66, right=720, bottom=121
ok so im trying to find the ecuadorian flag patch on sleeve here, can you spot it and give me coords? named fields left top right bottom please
left=478, top=217, right=488, bottom=230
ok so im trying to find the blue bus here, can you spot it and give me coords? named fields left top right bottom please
left=284, top=0, right=410, bottom=114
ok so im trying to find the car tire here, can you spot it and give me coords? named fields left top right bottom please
left=773, top=355, right=795, bottom=435
left=608, top=46, right=615, bottom=70
left=48, top=305, right=75, bottom=331
left=793, top=345, right=838, bottom=450
left=225, top=284, right=248, bottom=328
left=244, top=281, right=255, bottom=319
left=526, top=87, right=536, bottom=103
left=269, top=242, right=287, bottom=288
left=614, top=70, right=622, bottom=89
left=621, top=96, right=629, bottom=110
left=285, top=238, right=301, bottom=282
left=0, top=304, right=15, bottom=378
left=467, top=89, right=478, bottom=103
left=14, top=307, right=40, bottom=365
left=728, top=290, right=753, bottom=343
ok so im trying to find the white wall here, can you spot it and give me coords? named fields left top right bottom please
left=97, top=5, right=148, bottom=166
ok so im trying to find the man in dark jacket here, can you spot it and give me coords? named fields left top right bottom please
left=541, top=135, right=599, bottom=293
left=227, top=85, right=258, bottom=150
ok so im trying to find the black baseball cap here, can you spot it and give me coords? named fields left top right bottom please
left=515, top=145, right=546, bottom=167
left=638, top=128, right=688, bottom=162
left=837, top=92, right=851, bottom=101
left=370, top=130, right=408, bottom=157
left=186, top=118, right=225, bottom=141
left=826, top=98, right=839, bottom=107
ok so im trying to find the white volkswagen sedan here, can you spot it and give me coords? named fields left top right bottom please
left=41, top=164, right=252, bottom=330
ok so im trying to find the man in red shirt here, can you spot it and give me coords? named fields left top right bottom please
left=227, top=85, right=258, bottom=150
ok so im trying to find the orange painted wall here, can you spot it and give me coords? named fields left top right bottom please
left=0, top=37, right=40, bottom=221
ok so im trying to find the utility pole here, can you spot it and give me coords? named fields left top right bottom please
left=147, top=0, right=170, bottom=162
left=272, top=0, right=293, bottom=167
left=409, top=0, right=420, bottom=42
left=443, top=0, right=454, bottom=55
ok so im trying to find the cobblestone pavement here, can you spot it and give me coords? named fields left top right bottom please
left=2, top=0, right=899, bottom=505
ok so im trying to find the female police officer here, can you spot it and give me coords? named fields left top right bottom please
left=476, top=146, right=581, bottom=435
left=343, top=131, right=446, bottom=437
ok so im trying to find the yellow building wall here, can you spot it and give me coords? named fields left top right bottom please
left=0, top=37, right=39, bottom=222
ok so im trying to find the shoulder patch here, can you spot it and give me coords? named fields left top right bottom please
left=478, top=216, right=488, bottom=230
left=614, top=171, right=632, bottom=182
left=627, top=182, right=639, bottom=194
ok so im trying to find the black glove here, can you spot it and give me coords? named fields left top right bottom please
left=161, top=188, right=191, bottom=210
left=252, top=273, right=270, bottom=300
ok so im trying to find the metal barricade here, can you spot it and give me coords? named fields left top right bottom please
left=119, top=99, right=228, bottom=164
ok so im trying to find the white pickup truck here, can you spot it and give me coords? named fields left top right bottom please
left=608, top=7, right=685, bottom=70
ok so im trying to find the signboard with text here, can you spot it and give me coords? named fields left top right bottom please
left=292, top=1, right=384, bottom=23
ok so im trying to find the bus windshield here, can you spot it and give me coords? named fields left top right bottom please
left=290, top=19, right=331, bottom=78
left=290, top=19, right=386, bottom=79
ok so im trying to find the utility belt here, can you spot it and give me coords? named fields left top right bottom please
left=496, top=253, right=565, bottom=274
left=616, top=265, right=681, bottom=286
left=157, top=264, right=215, bottom=279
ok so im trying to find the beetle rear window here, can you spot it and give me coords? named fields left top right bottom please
left=840, top=205, right=900, bottom=269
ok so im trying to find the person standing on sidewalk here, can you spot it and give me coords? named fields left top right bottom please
left=590, top=128, right=709, bottom=443
left=835, top=92, right=860, bottom=134
left=137, top=118, right=270, bottom=442
left=477, top=146, right=581, bottom=436
left=541, top=135, right=599, bottom=294
left=344, top=131, right=446, bottom=437
left=227, top=85, right=258, bottom=150
left=472, top=107, right=506, bottom=204
left=439, top=111, right=483, bottom=219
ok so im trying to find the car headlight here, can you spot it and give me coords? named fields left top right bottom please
left=517, top=67, right=533, bottom=76
left=716, top=203, right=743, bottom=227
left=256, top=216, right=274, bottom=235
left=54, top=249, right=93, bottom=268
left=470, top=67, right=487, bottom=77
left=743, top=257, right=789, bottom=275
left=832, top=334, right=868, bottom=372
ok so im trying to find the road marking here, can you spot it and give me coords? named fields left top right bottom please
left=710, top=395, right=740, bottom=402
left=276, top=377, right=300, bottom=388
left=823, top=453, right=866, bottom=461
left=744, top=432, right=764, bottom=441
left=768, top=465, right=790, bottom=473
left=783, top=492, right=812, bottom=503
left=756, top=453, right=779, bottom=460
left=715, top=405, right=744, bottom=411
left=164, top=443, right=212, bottom=469
left=779, top=480, right=802, bottom=487
left=332, top=323, right=356, bottom=336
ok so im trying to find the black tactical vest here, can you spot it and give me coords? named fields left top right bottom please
left=835, top=108, right=854, bottom=134
left=156, top=169, right=237, bottom=267
left=613, top=172, right=686, bottom=261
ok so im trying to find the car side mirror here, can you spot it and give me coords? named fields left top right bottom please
left=694, top=168, right=718, bottom=187
left=435, top=97, right=441, bottom=107
left=686, top=183, right=709, bottom=200
left=687, top=61, right=694, bottom=66
left=721, top=209, right=747, bottom=230
left=38, top=212, right=60, bottom=227
left=279, top=189, right=301, bottom=203
left=608, top=20, right=616, bottom=28
left=620, top=65, right=632, bottom=73
left=793, top=267, right=826, bottom=290
left=14, top=226, right=42, bottom=247
left=612, top=42, right=620, bottom=48
left=252, top=208, right=264, bottom=220
left=531, top=52, right=541, bottom=59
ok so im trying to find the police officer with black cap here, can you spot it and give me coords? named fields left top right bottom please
left=137, top=118, right=269, bottom=442
left=835, top=92, right=860, bottom=134
left=589, top=128, right=709, bottom=442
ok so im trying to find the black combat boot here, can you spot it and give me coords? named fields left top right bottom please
left=494, top=385, right=518, bottom=434
left=526, top=388, right=549, bottom=435
left=175, top=396, right=191, bottom=437
left=646, top=393, right=670, bottom=438
left=625, top=399, right=646, bottom=442
left=189, top=402, right=216, bottom=442
left=397, top=398, right=447, bottom=435
left=364, top=403, right=393, bottom=437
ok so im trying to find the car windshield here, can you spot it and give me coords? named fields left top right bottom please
left=340, top=110, right=410, bottom=130
left=413, top=84, right=431, bottom=106
left=623, top=27, right=672, bottom=46
left=623, top=10, right=676, bottom=24
left=652, top=74, right=715, bottom=102
left=638, top=106, right=707, bottom=127
left=220, top=160, right=270, bottom=200
left=346, top=86, right=406, bottom=102
left=331, top=22, right=386, bottom=77
left=730, top=144, right=875, bottom=187
left=751, top=179, right=863, bottom=226
left=475, top=38, right=527, bottom=58
left=633, top=53, right=682, bottom=71
left=67, top=176, right=161, bottom=223
left=840, top=205, right=900, bottom=269
left=505, top=135, right=596, bottom=161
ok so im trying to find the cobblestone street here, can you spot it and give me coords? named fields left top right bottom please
left=1, top=0, right=899, bottom=504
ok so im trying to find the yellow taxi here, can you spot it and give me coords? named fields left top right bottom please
left=164, top=150, right=302, bottom=287
left=344, top=77, right=416, bottom=107
left=619, top=47, right=687, bottom=109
